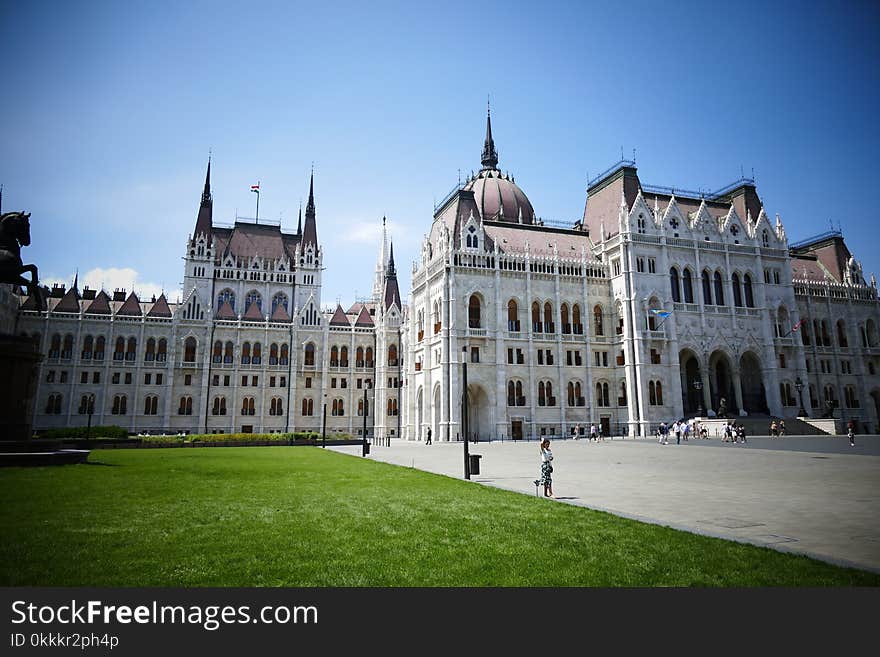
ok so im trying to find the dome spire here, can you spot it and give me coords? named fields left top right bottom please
left=481, top=101, right=498, bottom=170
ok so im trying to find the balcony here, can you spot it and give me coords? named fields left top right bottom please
left=434, top=322, right=442, bottom=334
left=467, top=328, right=487, bottom=338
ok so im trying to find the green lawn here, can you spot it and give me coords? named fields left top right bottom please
left=0, top=447, right=877, bottom=586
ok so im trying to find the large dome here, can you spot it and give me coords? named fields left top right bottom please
left=463, top=109, right=536, bottom=224
left=465, top=168, right=535, bottom=224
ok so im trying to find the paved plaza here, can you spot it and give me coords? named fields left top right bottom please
left=330, top=434, right=880, bottom=574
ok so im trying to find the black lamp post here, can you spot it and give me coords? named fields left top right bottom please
left=693, top=378, right=703, bottom=417
left=85, top=393, right=95, bottom=440
left=362, top=381, right=370, bottom=457
left=795, top=376, right=807, bottom=417
left=462, top=346, right=470, bottom=480
left=321, top=394, right=327, bottom=448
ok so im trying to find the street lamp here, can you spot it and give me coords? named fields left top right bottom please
left=85, top=393, right=95, bottom=440
left=795, top=376, right=807, bottom=417
left=693, top=378, right=703, bottom=417
left=321, top=393, right=327, bottom=448
left=462, top=345, right=470, bottom=480
left=362, top=380, right=371, bottom=457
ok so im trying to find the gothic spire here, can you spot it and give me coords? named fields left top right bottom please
left=296, top=202, right=302, bottom=236
left=302, top=169, right=318, bottom=250
left=480, top=103, right=499, bottom=170
left=383, top=241, right=401, bottom=311
left=386, top=242, right=396, bottom=278
left=193, top=156, right=213, bottom=239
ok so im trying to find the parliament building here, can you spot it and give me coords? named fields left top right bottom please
left=14, top=115, right=880, bottom=438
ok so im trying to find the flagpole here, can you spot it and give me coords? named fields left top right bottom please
left=255, top=180, right=260, bottom=224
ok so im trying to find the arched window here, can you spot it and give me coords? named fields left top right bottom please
left=572, top=304, right=583, bottom=334
left=271, top=293, right=288, bottom=315
left=593, top=305, right=604, bottom=336
left=213, top=340, right=222, bottom=363
left=837, top=320, right=848, bottom=348
left=358, top=398, right=369, bottom=417
left=532, top=302, right=542, bottom=333
left=387, top=399, right=398, bottom=416
left=212, top=396, right=227, bottom=415
left=280, top=343, right=289, bottom=365
left=507, top=300, right=520, bottom=331
left=744, top=274, right=755, bottom=307
left=270, top=397, right=284, bottom=415
left=302, top=398, right=314, bottom=416
left=94, top=336, right=105, bottom=360
left=618, top=381, right=627, bottom=406
left=340, top=346, right=349, bottom=367
left=538, top=381, right=546, bottom=406
left=82, top=335, right=94, bottom=360
left=567, top=382, right=575, bottom=406
left=62, top=334, right=73, bottom=359
left=252, top=342, right=262, bottom=364
left=304, top=343, right=315, bottom=367
left=670, top=267, right=681, bottom=303
left=388, top=344, right=398, bottom=366
left=365, top=347, right=374, bottom=368
left=217, top=289, right=235, bottom=311
left=507, top=381, right=516, bottom=406
left=144, top=395, right=158, bottom=415
left=157, top=338, right=167, bottom=362
left=762, top=230, right=769, bottom=247
left=649, top=381, right=656, bottom=405
left=596, top=382, right=610, bottom=407
left=682, top=268, right=694, bottom=303
left=78, top=395, right=91, bottom=414
left=561, top=304, right=570, bottom=334
left=468, top=295, right=481, bottom=329
left=178, top=395, right=193, bottom=415
left=114, top=337, right=125, bottom=361
left=713, top=271, right=725, bottom=306
left=544, top=302, right=554, bottom=333
left=333, top=399, right=345, bottom=416
left=656, top=381, right=663, bottom=406
left=245, top=290, right=262, bottom=312
left=144, top=337, right=156, bottom=361
left=821, top=320, right=831, bottom=347
left=330, top=346, right=339, bottom=367
left=49, top=334, right=61, bottom=358
left=356, top=346, right=365, bottom=367
left=224, top=341, right=235, bottom=362
left=184, top=337, right=197, bottom=363
left=242, top=342, right=251, bottom=364
left=732, top=273, right=743, bottom=307
left=516, top=381, right=524, bottom=406
left=46, top=393, right=63, bottom=414
left=702, top=270, right=713, bottom=305
left=269, top=343, right=279, bottom=365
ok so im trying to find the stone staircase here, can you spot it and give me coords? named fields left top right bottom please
left=697, top=415, right=830, bottom=437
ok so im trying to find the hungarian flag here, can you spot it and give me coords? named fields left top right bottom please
left=250, top=184, right=260, bottom=193
left=791, top=319, right=804, bottom=332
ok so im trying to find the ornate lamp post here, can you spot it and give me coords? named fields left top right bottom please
left=462, top=346, right=470, bottom=480
left=693, top=379, right=703, bottom=417
left=795, top=376, right=807, bottom=417
left=321, top=393, right=327, bottom=448
left=85, top=393, right=95, bottom=440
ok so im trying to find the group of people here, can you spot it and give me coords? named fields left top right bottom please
left=656, top=418, right=708, bottom=444
left=572, top=423, right=604, bottom=442
left=722, top=422, right=748, bottom=443
left=769, top=419, right=786, bottom=437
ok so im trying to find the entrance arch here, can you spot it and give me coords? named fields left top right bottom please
left=739, top=351, right=767, bottom=414
left=679, top=349, right=701, bottom=415
left=709, top=350, right=735, bottom=414
left=466, top=385, right=492, bottom=441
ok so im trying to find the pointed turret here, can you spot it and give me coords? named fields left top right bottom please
left=480, top=105, right=499, bottom=170
left=383, top=242, right=401, bottom=311
left=193, top=157, right=213, bottom=238
left=302, top=170, right=318, bottom=250
left=372, top=216, right=388, bottom=302
left=296, top=203, right=302, bottom=236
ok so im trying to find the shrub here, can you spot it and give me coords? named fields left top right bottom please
left=38, top=426, right=129, bottom=440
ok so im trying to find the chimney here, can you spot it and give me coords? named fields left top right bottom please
left=113, top=288, right=126, bottom=302
left=51, top=283, right=66, bottom=298
left=82, top=286, right=96, bottom=300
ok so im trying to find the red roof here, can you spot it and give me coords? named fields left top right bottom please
left=270, top=303, right=291, bottom=322
left=54, top=287, right=81, bottom=313
left=242, top=301, right=264, bottom=322
left=329, top=304, right=351, bottom=326
left=116, top=291, right=142, bottom=316
left=216, top=300, right=236, bottom=320
left=146, top=294, right=172, bottom=318
left=354, top=305, right=374, bottom=327
left=84, top=291, right=112, bottom=315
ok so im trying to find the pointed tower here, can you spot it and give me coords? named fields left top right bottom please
left=296, top=202, right=302, bottom=236
left=302, top=170, right=318, bottom=250
left=481, top=104, right=499, bottom=170
left=193, top=157, right=213, bottom=239
left=383, top=242, right=402, bottom=312
left=295, top=170, right=323, bottom=313
left=372, top=216, right=389, bottom=302
left=184, top=157, right=216, bottom=312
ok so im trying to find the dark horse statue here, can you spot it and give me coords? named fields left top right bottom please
left=0, top=211, right=44, bottom=310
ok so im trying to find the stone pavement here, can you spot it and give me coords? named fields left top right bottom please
left=329, top=434, right=880, bottom=574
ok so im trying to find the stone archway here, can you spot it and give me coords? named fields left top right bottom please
left=709, top=350, right=735, bottom=414
left=466, top=384, right=492, bottom=442
left=433, top=384, right=441, bottom=442
left=679, top=349, right=701, bottom=415
left=740, top=351, right=767, bottom=414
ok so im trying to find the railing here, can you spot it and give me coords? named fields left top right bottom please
left=467, top=328, right=487, bottom=338
left=587, top=159, right=635, bottom=188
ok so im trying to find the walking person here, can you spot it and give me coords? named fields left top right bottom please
left=737, top=423, right=747, bottom=444
left=590, top=423, right=597, bottom=441
left=538, top=439, right=554, bottom=497
left=425, top=426, right=432, bottom=445
left=674, top=420, right=681, bottom=445
left=770, top=419, right=777, bottom=438
left=847, top=420, right=855, bottom=447
left=779, top=420, right=786, bottom=437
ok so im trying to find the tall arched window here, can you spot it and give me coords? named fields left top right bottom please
left=304, top=343, right=315, bottom=367
left=561, top=303, right=570, bottom=334
left=340, top=346, right=348, bottom=367
left=670, top=267, right=681, bottom=303
left=572, top=304, right=583, bottom=334
left=252, top=342, right=262, bottom=364
left=302, top=398, right=314, bottom=416
left=280, top=343, right=289, bottom=365
left=125, top=337, right=137, bottom=361
left=596, top=382, right=609, bottom=407
left=157, top=338, right=167, bottom=362
left=468, top=295, right=481, bottom=329
left=62, top=334, right=73, bottom=359
left=656, top=381, right=663, bottom=405
left=330, top=346, right=339, bottom=367
left=732, top=273, right=743, bottom=307
left=144, top=337, right=156, bottom=361
left=184, top=338, right=197, bottom=363
left=744, top=274, right=755, bottom=308
left=49, top=334, right=61, bottom=358
left=507, top=381, right=516, bottom=406
left=388, top=344, right=398, bottom=366
left=702, top=270, right=713, bottom=305
left=593, top=305, right=604, bottom=336
left=241, top=397, right=255, bottom=416
left=242, top=342, right=251, bottom=364
left=713, top=271, right=725, bottom=306
left=82, top=335, right=94, bottom=360
left=365, top=347, right=374, bottom=367
left=245, top=290, right=262, bottom=312
left=516, top=381, right=524, bottom=406
left=356, top=346, right=365, bottom=367
left=682, top=268, right=694, bottom=303
left=212, top=396, right=227, bottom=415
left=271, top=293, right=288, bottom=315
left=532, top=302, right=542, bottom=333
left=507, top=300, right=519, bottom=331
left=270, top=397, right=284, bottom=415
left=213, top=340, right=222, bottom=363
left=543, top=302, right=554, bottom=333
left=217, top=289, right=235, bottom=311
left=837, top=320, right=848, bottom=348
left=178, top=395, right=193, bottom=415
left=144, top=395, right=158, bottom=415
left=649, top=381, right=656, bottom=405
left=270, top=343, right=279, bottom=365
left=113, top=337, right=125, bottom=361
left=538, top=381, right=546, bottom=406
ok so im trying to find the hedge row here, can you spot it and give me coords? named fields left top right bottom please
left=141, top=432, right=355, bottom=445
left=38, top=426, right=129, bottom=440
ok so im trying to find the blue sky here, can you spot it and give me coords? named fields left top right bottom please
left=2, top=0, right=879, bottom=307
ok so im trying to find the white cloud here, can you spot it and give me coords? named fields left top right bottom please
left=43, top=267, right=167, bottom=301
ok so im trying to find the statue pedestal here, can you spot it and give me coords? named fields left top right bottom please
left=0, top=334, right=41, bottom=441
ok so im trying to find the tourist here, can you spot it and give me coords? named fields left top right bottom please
left=847, top=420, right=855, bottom=447
left=539, top=439, right=554, bottom=498
left=737, top=423, right=747, bottom=444
left=779, top=420, right=786, bottom=437
left=574, top=423, right=581, bottom=440
left=425, top=427, right=432, bottom=445
left=723, top=423, right=732, bottom=442
left=590, top=423, right=597, bottom=441
left=770, top=419, right=778, bottom=438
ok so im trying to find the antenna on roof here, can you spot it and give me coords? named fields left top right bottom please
left=829, top=218, right=834, bottom=231
left=751, top=167, right=755, bottom=181
left=620, top=145, right=624, bottom=160
left=632, top=148, right=636, bottom=162
left=740, top=164, right=744, bottom=178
